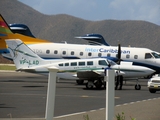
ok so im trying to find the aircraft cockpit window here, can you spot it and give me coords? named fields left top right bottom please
left=98, top=60, right=108, bottom=66
left=98, top=53, right=102, bottom=57
left=80, top=52, right=83, bottom=56
left=46, top=50, right=50, bottom=54
left=62, top=51, right=66, bottom=55
left=71, top=62, right=77, bottom=66
left=151, top=52, right=160, bottom=58
left=134, top=55, right=138, bottom=59
left=87, top=61, right=93, bottom=65
left=108, top=60, right=116, bottom=66
left=145, top=53, right=152, bottom=59
left=71, top=51, right=74, bottom=55
left=54, top=50, right=58, bottom=54
left=79, top=62, right=85, bottom=66
left=88, top=52, right=92, bottom=56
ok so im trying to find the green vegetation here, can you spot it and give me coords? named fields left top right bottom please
left=83, top=114, right=90, bottom=120
left=0, top=65, right=16, bottom=71
left=116, top=112, right=136, bottom=120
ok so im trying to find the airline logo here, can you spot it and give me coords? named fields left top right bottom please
left=85, top=47, right=130, bottom=54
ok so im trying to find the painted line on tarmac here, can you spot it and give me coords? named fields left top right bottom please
left=55, top=97, right=160, bottom=119
left=116, top=97, right=160, bottom=107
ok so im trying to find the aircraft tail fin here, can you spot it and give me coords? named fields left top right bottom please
left=5, top=39, right=47, bottom=70
left=0, top=14, right=13, bottom=36
left=75, top=33, right=110, bottom=46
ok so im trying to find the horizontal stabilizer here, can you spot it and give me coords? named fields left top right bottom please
left=75, top=33, right=110, bottom=46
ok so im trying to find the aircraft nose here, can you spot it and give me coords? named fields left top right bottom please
left=147, top=68, right=155, bottom=74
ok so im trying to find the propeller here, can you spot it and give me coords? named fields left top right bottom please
left=117, top=43, right=121, bottom=65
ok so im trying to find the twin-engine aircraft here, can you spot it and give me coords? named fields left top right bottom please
left=5, top=39, right=155, bottom=89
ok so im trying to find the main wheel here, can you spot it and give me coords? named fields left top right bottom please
left=135, top=84, right=141, bottom=90
left=86, top=81, right=94, bottom=89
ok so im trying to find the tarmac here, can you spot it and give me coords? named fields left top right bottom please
left=0, top=68, right=160, bottom=120
left=0, top=97, right=159, bottom=120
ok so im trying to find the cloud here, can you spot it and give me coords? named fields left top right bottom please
left=109, top=0, right=160, bottom=25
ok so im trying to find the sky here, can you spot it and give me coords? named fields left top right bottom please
left=18, top=0, right=160, bottom=26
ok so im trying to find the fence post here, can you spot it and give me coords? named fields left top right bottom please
left=45, top=67, right=59, bottom=120
left=105, top=70, right=115, bottom=120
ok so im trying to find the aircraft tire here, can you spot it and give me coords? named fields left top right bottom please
left=86, top=81, right=94, bottom=89
left=135, top=84, right=141, bottom=90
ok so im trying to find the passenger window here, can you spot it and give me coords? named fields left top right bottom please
left=87, top=61, right=93, bottom=65
left=62, top=51, right=66, bottom=55
left=54, top=50, right=58, bottom=54
left=79, top=62, right=85, bottom=66
left=71, top=62, right=77, bottom=66
left=58, top=63, right=63, bottom=66
left=98, top=53, right=102, bottom=57
left=80, top=52, right=83, bottom=56
left=71, top=51, right=74, bottom=55
left=134, top=55, right=138, bottom=59
left=88, top=52, right=92, bottom=56
left=126, top=54, right=130, bottom=59
left=107, top=53, right=111, bottom=57
left=145, top=53, right=152, bottom=59
left=98, top=60, right=108, bottom=66
left=65, top=63, right=69, bottom=66
left=46, top=50, right=50, bottom=54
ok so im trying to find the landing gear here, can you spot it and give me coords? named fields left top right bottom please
left=135, top=84, right=141, bottom=90
left=86, top=81, right=94, bottom=89
left=135, top=79, right=141, bottom=90
left=76, top=80, right=84, bottom=85
left=85, top=78, right=105, bottom=89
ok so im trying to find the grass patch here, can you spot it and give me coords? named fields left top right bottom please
left=0, top=65, right=16, bottom=71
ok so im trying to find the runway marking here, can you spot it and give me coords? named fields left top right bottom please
left=54, top=97, right=160, bottom=119
left=115, top=97, right=160, bottom=107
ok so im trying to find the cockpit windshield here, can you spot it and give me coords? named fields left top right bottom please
left=151, top=52, right=160, bottom=58
left=98, top=60, right=109, bottom=66
left=107, top=59, right=117, bottom=66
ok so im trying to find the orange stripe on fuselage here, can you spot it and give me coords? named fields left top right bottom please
left=0, top=33, right=51, bottom=49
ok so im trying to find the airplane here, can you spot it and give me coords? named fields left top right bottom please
left=0, top=14, right=160, bottom=79
left=0, top=14, right=51, bottom=54
left=5, top=39, right=155, bottom=90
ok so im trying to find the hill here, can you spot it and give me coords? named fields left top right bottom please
left=0, top=0, right=160, bottom=63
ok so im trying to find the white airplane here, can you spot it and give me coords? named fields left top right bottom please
left=5, top=39, right=155, bottom=90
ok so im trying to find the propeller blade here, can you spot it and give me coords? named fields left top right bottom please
left=117, top=44, right=121, bottom=64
